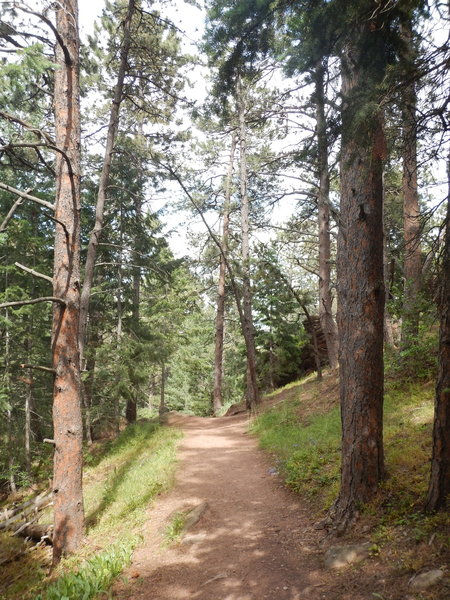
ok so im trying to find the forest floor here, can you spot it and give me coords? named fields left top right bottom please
left=111, top=399, right=448, bottom=600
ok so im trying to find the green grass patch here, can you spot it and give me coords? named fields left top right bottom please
left=251, top=387, right=341, bottom=510
left=163, top=510, right=187, bottom=545
left=252, top=371, right=450, bottom=571
left=251, top=374, right=437, bottom=517
left=3, top=421, right=182, bottom=600
left=34, top=539, right=135, bottom=600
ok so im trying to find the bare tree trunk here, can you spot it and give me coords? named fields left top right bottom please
left=7, top=408, right=16, bottom=494
left=425, top=156, right=450, bottom=511
left=159, top=363, right=167, bottom=415
left=237, top=77, right=259, bottom=410
left=332, top=15, right=386, bottom=532
left=313, top=61, right=338, bottom=370
left=79, top=0, right=136, bottom=366
left=213, top=132, right=237, bottom=415
left=400, top=18, right=422, bottom=349
left=302, top=304, right=322, bottom=381
left=384, top=243, right=396, bottom=348
left=52, top=0, right=84, bottom=564
left=116, top=219, right=125, bottom=428
left=83, top=322, right=99, bottom=446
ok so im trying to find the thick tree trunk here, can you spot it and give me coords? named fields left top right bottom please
left=313, top=61, right=339, bottom=370
left=332, top=17, right=386, bottom=532
left=425, top=157, right=450, bottom=511
left=400, top=19, right=422, bottom=349
left=237, top=78, right=259, bottom=410
left=51, top=0, right=84, bottom=564
left=79, top=0, right=136, bottom=366
left=213, top=132, right=237, bottom=415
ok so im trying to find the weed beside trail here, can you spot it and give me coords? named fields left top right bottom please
left=2, top=421, right=182, bottom=600
left=251, top=373, right=342, bottom=508
left=252, top=370, right=450, bottom=590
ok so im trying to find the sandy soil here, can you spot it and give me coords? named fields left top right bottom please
left=112, top=413, right=326, bottom=600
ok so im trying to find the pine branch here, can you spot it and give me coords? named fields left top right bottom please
left=20, top=364, right=56, bottom=374
left=0, top=110, right=55, bottom=145
left=14, top=262, right=53, bottom=284
left=0, top=297, right=65, bottom=309
left=0, top=183, right=55, bottom=211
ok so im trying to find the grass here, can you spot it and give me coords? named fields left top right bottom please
left=251, top=368, right=450, bottom=581
left=163, top=510, right=187, bottom=545
left=251, top=372, right=342, bottom=509
left=1, top=421, right=182, bottom=600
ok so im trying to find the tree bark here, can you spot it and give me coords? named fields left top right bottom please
left=237, top=77, right=259, bottom=410
left=332, top=14, right=386, bottom=532
left=159, top=362, right=167, bottom=415
left=51, top=0, right=84, bottom=564
left=425, top=156, right=450, bottom=511
left=400, top=18, right=422, bottom=349
left=79, top=0, right=136, bottom=367
left=213, top=132, right=237, bottom=415
left=313, top=60, right=339, bottom=370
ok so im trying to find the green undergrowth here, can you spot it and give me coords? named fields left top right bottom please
left=163, top=510, right=188, bottom=546
left=251, top=373, right=342, bottom=508
left=252, top=371, right=448, bottom=541
left=3, top=421, right=181, bottom=600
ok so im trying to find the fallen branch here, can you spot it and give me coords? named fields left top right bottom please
left=0, top=491, right=52, bottom=526
left=14, top=522, right=53, bottom=544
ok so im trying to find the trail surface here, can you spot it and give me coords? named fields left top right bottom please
left=113, top=413, right=325, bottom=600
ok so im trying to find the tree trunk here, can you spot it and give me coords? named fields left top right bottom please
left=237, top=77, right=259, bottom=410
left=384, top=245, right=397, bottom=348
left=79, top=0, right=136, bottom=366
left=313, top=61, right=339, bottom=370
left=400, top=18, right=422, bottom=349
left=159, top=362, right=167, bottom=415
left=83, top=323, right=99, bottom=446
left=213, top=132, right=237, bottom=415
left=332, top=15, right=386, bottom=532
left=425, top=156, right=450, bottom=511
left=24, top=372, right=33, bottom=475
left=115, top=239, right=124, bottom=430
left=51, top=0, right=84, bottom=564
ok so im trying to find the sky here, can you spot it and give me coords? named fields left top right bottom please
left=78, top=0, right=209, bottom=258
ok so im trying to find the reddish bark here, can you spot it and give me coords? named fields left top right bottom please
left=333, top=15, right=386, bottom=532
left=52, top=0, right=84, bottom=563
left=400, top=19, right=422, bottom=348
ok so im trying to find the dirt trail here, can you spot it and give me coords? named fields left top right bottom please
left=113, top=413, right=326, bottom=600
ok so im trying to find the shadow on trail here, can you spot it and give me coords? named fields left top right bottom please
left=115, top=414, right=324, bottom=600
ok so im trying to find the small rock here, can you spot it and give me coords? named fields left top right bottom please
left=409, top=569, right=445, bottom=590
left=201, top=573, right=227, bottom=586
left=183, top=501, right=208, bottom=531
left=324, top=542, right=371, bottom=569
left=181, top=532, right=207, bottom=545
